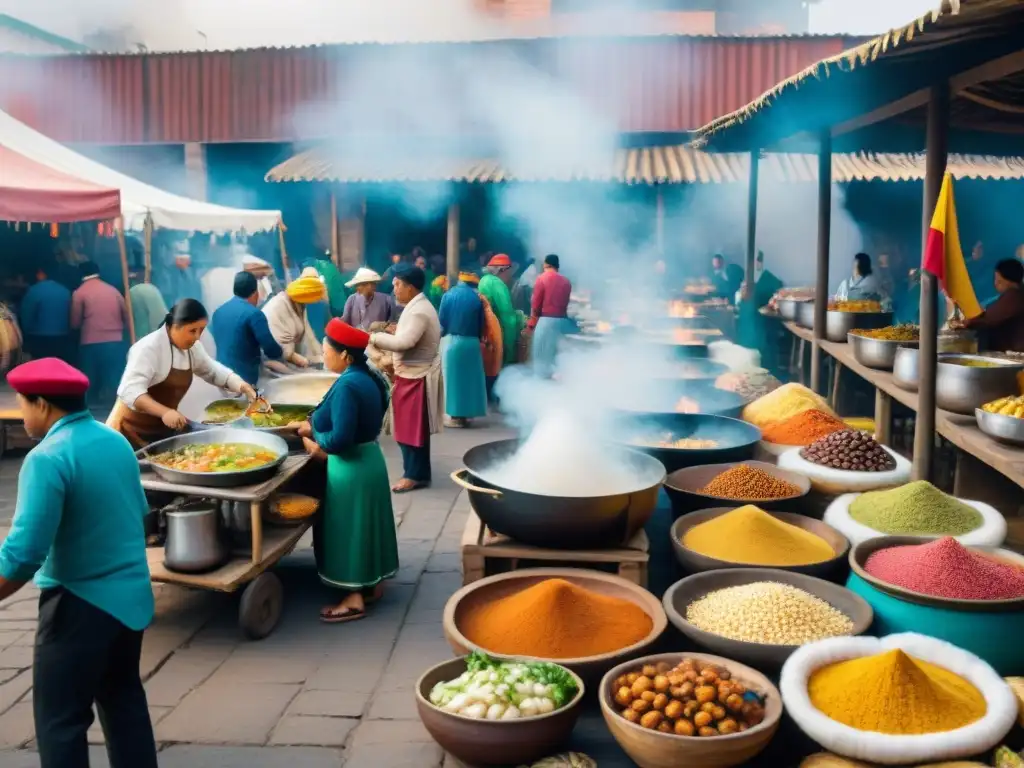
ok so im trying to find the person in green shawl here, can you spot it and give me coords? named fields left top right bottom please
left=736, top=251, right=784, bottom=370
left=414, top=253, right=438, bottom=306
left=478, top=254, right=524, bottom=393
left=129, top=279, right=169, bottom=340
left=313, top=254, right=349, bottom=318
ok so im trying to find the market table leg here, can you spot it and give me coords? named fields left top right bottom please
left=874, top=390, right=892, bottom=446
left=250, top=500, right=264, bottom=565
left=830, top=359, right=841, bottom=409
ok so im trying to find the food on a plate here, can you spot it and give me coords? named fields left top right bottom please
left=864, top=537, right=1024, bottom=600
left=848, top=481, right=983, bottom=536
left=428, top=651, right=578, bottom=720
left=807, top=649, right=986, bottom=735
left=698, top=464, right=801, bottom=500
left=850, top=324, right=919, bottom=342
left=982, top=395, right=1024, bottom=418
left=149, top=442, right=278, bottom=473
left=203, top=400, right=312, bottom=428
left=686, top=582, right=854, bottom=645
left=611, top=657, right=766, bottom=736
left=799, top=430, right=896, bottom=472
left=761, top=409, right=848, bottom=446
left=681, top=505, right=834, bottom=566
left=273, top=494, right=319, bottom=520
left=630, top=433, right=719, bottom=450
left=742, top=384, right=835, bottom=429
left=459, top=578, right=653, bottom=659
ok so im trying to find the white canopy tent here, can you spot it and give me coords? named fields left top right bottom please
left=0, top=109, right=282, bottom=233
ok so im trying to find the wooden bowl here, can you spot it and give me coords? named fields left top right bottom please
left=670, top=507, right=850, bottom=582
left=664, top=461, right=811, bottom=517
left=662, top=569, right=874, bottom=667
left=415, top=656, right=585, bottom=766
left=599, top=652, right=782, bottom=768
left=442, top=568, right=667, bottom=684
left=849, top=535, right=1024, bottom=612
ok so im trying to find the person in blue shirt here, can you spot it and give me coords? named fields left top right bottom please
left=19, top=266, right=73, bottom=363
left=292, top=319, right=397, bottom=624
left=438, top=271, right=488, bottom=427
left=210, top=272, right=284, bottom=387
left=0, top=357, right=157, bottom=768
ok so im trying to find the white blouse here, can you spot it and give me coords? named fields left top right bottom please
left=117, top=328, right=242, bottom=410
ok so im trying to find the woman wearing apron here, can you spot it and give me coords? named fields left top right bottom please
left=292, top=318, right=397, bottom=624
left=110, top=299, right=256, bottom=449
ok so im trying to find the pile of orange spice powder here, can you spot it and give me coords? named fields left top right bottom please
left=460, top=578, right=653, bottom=659
left=761, top=408, right=848, bottom=446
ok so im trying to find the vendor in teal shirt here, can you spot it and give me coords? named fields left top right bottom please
left=0, top=357, right=157, bottom=768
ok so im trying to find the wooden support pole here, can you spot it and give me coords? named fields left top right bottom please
left=116, top=222, right=137, bottom=343
left=278, top=222, right=291, bottom=283
left=811, top=132, right=832, bottom=394
left=913, top=83, right=950, bottom=483
left=446, top=202, right=460, bottom=284
left=142, top=216, right=153, bottom=284
left=744, top=150, right=759, bottom=296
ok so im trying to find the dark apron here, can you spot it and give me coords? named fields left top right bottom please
left=117, top=347, right=195, bottom=450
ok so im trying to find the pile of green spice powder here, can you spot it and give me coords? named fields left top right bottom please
left=848, top=481, right=983, bottom=535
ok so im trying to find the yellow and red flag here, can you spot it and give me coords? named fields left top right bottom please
left=922, top=172, right=982, bottom=319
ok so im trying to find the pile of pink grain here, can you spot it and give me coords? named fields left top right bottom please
left=863, top=536, right=1024, bottom=600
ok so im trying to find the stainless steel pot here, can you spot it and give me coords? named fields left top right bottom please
left=796, top=301, right=816, bottom=330
left=262, top=373, right=339, bottom=406
left=164, top=501, right=229, bottom=574
left=935, top=355, right=1024, bottom=415
left=777, top=298, right=808, bottom=322
left=824, top=311, right=892, bottom=343
left=892, top=347, right=920, bottom=391
left=220, top=500, right=254, bottom=551
left=976, top=408, right=1024, bottom=446
left=848, top=333, right=918, bottom=370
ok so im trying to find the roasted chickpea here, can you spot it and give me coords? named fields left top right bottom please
left=655, top=662, right=671, bottom=675
left=698, top=726, right=718, bottom=738
left=746, top=706, right=765, bottom=726
left=695, top=685, right=717, bottom=704
left=626, top=673, right=639, bottom=685
left=622, top=708, right=640, bottom=723
left=642, top=665, right=658, bottom=677
left=683, top=669, right=698, bottom=683
left=614, top=686, right=633, bottom=707
left=653, top=675, right=670, bottom=693
left=683, top=701, right=699, bottom=718
left=680, top=659, right=696, bottom=671
left=652, top=693, right=669, bottom=711
left=669, top=686, right=686, bottom=699
left=701, top=701, right=717, bottom=715
left=667, top=673, right=685, bottom=687
left=738, top=723, right=749, bottom=732
left=640, top=711, right=663, bottom=730
left=641, top=690, right=656, bottom=704
left=631, top=676, right=653, bottom=697
left=711, top=705, right=727, bottom=721
left=717, top=718, right=739, bottom=735
left=726, top=693, right=745, bottom=713
left=614, top=675, right=629, bottom=689
left=718, top=669, right=731, bottom=681
left=674, top=718, right=695, bottom=736
left=631, top=698, right=651, bottom=714
left=694, top=711, right=712, bottom=728
left=678, top=681, right=695, bottom=698
left=657, top=721, right=674, bottom=734
left=664, top=700, right=684, bottom=720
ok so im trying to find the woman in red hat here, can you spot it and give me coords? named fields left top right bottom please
left=292, top=319, right=398, bottom=623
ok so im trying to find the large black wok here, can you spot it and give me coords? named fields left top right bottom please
left=451, top=439, right=666, bottom=549
left=616, top=380, right=745, bottom=419
left=612, top=413, right=761, bottom=474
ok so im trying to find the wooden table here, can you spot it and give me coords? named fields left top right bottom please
left=142, top=453, right=314, bottom=639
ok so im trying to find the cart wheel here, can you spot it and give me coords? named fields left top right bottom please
left=239, top=572, right=283, bottom=640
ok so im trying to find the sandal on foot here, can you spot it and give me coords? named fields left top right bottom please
left=392, top=480, right=428, bottom=494
left=319, top=606, right=366, bottom=624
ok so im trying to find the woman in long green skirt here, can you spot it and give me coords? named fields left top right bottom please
left=293, top=318, right=398, bottom=624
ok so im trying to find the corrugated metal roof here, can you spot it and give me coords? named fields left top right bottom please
left=266, top=145, right=1024, bottom=184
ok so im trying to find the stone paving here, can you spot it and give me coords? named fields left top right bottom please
left=0, top=418, right=518, bottom=767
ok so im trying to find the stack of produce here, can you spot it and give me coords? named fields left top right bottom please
left=610, top=657, right=767, bottom=736
left=428, top=651, right=578, bottom=720
left=808, top=648, right=986, bottom=734
left=800, top=430, right=896, bottom=472
left=849, top=482, right=982, bottom=536
left=715, top=370, right=783, bottom=404
left=849, top=325, right=919, bottom=342
left=864, top=537, right=1024, bottom=600
left=681, top=505, right=835, bottom=566
left=743, top=383, right=836, bottom=430
left=459, top=578, right=653, bottom=659
left=698, top=464, right=802, bottom=501
left=982, top=395, right=1024, bottom=418
left=762, top=409, right=849, bottom=446
left=827, top=300, right=882, bottom=313
left=686, top=582, right=855, bottom=645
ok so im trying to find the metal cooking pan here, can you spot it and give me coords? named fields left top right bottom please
left=613, top=413, right=762, bottom=474
left=450, top=439, right=665, bottom=549
left=198, top=397, right=312, bottom=441
left=616, top=380, right=746, bottom=420
left=138, top=428, right=288, bottom=488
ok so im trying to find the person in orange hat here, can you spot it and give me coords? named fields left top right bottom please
left=479, top=253, right=525, bottom=394
left=0, top=358, right=157, bottom=768
left=291, top=319, right=398, bottom=623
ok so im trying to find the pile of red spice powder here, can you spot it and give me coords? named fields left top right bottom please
left=864, top=537, right=1024, bottom=600
left=761, top=408, right=848, bottom=446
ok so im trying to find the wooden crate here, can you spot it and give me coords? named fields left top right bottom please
left=460, top=508, right=649, bottom=587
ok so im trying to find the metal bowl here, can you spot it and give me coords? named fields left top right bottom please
left=138, top=428, right=288, bottom=488
left=664, top=460, right=811, bottom=518
left=451, top=439, right=665, bottom=550
left=824, top=310, right=892, bottom=343
left=777, top=298, right=809, bottom=322
left=615, top=413, right=761, bottom=474
left=976, top=407, right=1024, bottom=446
left=616, top=381, right=746, bottom=420
left=198, top=397, right=312, bottom=442
left=848, top=333, right=919, bottom=370
left=261, top=372, right=338, bottom=406
left=796, top=300, right=816, bottom=329
left=892, top=346, right=920, bottom=391
left=936, top=355, right=1024, bottom=415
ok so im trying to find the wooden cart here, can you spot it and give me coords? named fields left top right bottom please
left=142, top=453, right=313, bottom=640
